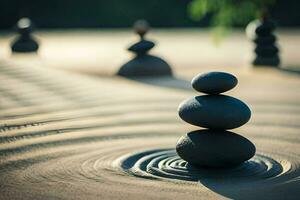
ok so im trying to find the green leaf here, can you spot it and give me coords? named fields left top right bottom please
left=187, top=0, right=277, bottom=42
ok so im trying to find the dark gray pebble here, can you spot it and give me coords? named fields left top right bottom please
left=176, top=129, right=256, bottom=168
left=178, top=95, right=251, bottom=129
left=128, top=40, right=155, bottom=54
left=117, top=54, right=172, bottom=77
left=191, top=72, right=238, bottom=94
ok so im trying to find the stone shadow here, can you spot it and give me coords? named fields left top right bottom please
left=200, top=178, right=300, bottom=200
left=127, top=75, right=192, bottom=91
left=279, top=66, right=300, bottom=76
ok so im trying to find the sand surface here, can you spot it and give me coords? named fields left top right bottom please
left=0, top=59, right=300, bottom=200
left=0, top=30, right=300, bottom=199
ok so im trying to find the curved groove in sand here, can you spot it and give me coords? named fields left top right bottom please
left=1, top=63, right=300, bottom=199
left=117, top=149, right=299, bottom=183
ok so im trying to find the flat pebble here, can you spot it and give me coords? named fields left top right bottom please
left=176, top=130, right=256, bottom=168
left=178, top=95, right=251, bottom=129
left=128, top=40, right=155, bottom=54
left=191, top=72, right=238, bottom=94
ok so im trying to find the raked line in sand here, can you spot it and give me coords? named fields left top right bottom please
left=0, top=61, right=300, bottom=199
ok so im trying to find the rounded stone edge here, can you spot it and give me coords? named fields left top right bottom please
left=176, top=130, right=256, bottom=168
left=191, top=72, right=238, bottom=94
left=177, top=95, right=252, bottom=130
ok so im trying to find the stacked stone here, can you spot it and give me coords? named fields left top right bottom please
left=117, top=20, right=172, bottom=77
left=11, top=18, right=39, bottom=53
left=176, top=72, right=256, bottom=168
left=252, top=16, right=280, bottom=66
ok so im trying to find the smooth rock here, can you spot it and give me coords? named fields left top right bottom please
left=133, top=19, right=150, bottom=38
left=254, top=35, right=276, bottom=45
left=255, top=45, right=279, bottom=56
left=178, top=95, right=251, bottom=129
left=255, top=20, right=276, bottom=36
left=176, top=130, right=256, bottom=168
left=128, top=40, right=155, bottom=54
left=191, top=72, right=238, bottom=94
left=11, top=18, right=39, bottom=53
left=11, top=37, right=39, bottom=53
left=117, top=54, right=172, bottom=77
left=253, top=55, right=280, bottom=66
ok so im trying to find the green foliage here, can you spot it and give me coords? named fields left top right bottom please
left=188, top=0, right=276, bottom=42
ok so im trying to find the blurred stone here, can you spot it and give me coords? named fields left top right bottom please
left=254, top=35, right=276, bottom=45
left=255, top=46, right=279, bottom=56
left=247, top=16, right=280, bottom=67
left=11, top=18, right=39, bottom=53
left=255, top=20, right=276, bottom=36
left=133, top=19, right=150, bottom=39
left=117, top=55, right=172, bottom=77
left=117, top=20, right=172, bottom=77
left=128, top=40, right=155, bottom=55
left=253, top=55, right=280, bottom=66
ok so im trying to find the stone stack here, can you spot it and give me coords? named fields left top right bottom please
left=252, top=16, right=280, bottom=66
left=11, top=18, right=39, bottom=53
left=117, top=20, right=172, bottom=77
left=176, top=72, right=256, bottom=168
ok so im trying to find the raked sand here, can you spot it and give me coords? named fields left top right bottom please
left=0, top=58, right=300, bottom=200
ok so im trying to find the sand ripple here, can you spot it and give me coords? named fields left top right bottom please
left=1, top=62, right=300, bottom=199
left=117, top=149, right=298, bottom=183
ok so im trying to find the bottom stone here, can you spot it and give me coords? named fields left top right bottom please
left=11, top=37, right=39, bottom=53
left=176, top=130, right=256, bottom=168
left=253, top=55, right=280, bottom=66
left=117, top=54, right=172, bottom=77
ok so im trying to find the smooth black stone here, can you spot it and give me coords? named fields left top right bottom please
left=255, top=21, right=276, bottom=36
left=178, top=95, right=251, bottom=129
left=251, top=17, right=280, bottom=67
left=191, top=72, right=238, bottom=94
left=254, top=35, right=276, bottom=45
left=11, top=37, right=39, bottom=53
left=128, top=40, right=155, bottom=54
left=117, top=54, right=172, bottom=77
left=255, top=46, right=279, bottom=56
left=176, top=130, right=256, bottom=168
left=11, top=18, right=39, bottom=53
left=253, top=55, right=280, bottom=66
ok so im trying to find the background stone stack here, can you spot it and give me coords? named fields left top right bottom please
left=252, top=16, right=280, bottom=67
left=117, top=20, right=172, bottom=77
left=176, top=72, right=256, bottom=168
left=11, top=18, right=39, bottom=53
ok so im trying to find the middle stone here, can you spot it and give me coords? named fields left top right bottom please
left=178, top=95, right=251, bottom=129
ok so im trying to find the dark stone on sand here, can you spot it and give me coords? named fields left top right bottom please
left=176, top=130, right=256, bottom=168
left=117, top=19, right=173, bottom=77
left=254, top=35, right=276, bottom=45
left=11, top=37, right=39, bottom=53
left=253, top=55, right=280, bottom=66
left=133, top=19, right=150, bottom=39
left=178, top=95, right=251, bottom=129
left=11, top=18, right=39, bottom=53
left=249, top=17, right=280, bottom=67
left=128, top=40, right=155, bottom=54
left=255, top=46, right=279, bottom=56
left=117, top=54, right=172, bottom=77
left=191, top=72, right=238, bottom=94
left=255, top=20, right=276, bottom=36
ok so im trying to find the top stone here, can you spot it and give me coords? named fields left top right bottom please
left=133, top=19, right=150, bottom=39
left=16, top=18, right=34, bottom=35
left=191, top=72, right=238, bottom=94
